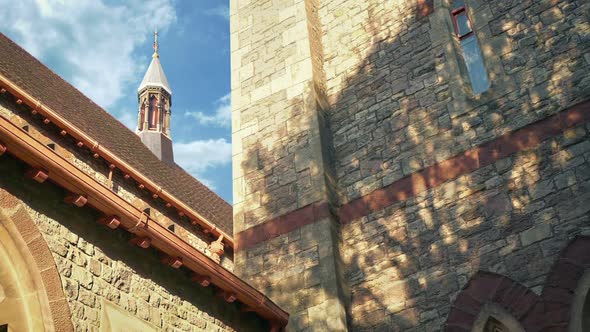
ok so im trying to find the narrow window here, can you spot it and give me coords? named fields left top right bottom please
left=451, top=0, right=490, bottom=94
left=148, top=95, right=159, bottom=130
left=138, top=101, right=146, bottom=131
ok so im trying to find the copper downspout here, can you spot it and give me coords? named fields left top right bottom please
left=0, top=114, right=288, bottom=328
left=0, top=74, right=234, bottom=248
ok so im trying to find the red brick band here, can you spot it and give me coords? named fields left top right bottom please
left=235, top=201, right=331, bottom=250
left=444, top=236, right=590, bottom=331
left=339, top=99, right=590, bottom=224
left=236, top=100, right=590, bottom=249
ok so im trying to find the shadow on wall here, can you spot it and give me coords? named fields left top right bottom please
left=238, top=0, right=590, bottom=330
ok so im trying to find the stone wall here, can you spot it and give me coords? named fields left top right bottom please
left=231, top=0, right=349, bottom=329
left=231, top=0, right=332, bottom=230
left=341, top=125, right=590, bottom=330
left=0, top=155, right=267, bottom=331
left=231, top=0, right=590, bottom=330
left=324, top=0, right=590, bottom=203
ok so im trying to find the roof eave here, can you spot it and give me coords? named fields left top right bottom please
left=0, top=73, right=233, bottom=248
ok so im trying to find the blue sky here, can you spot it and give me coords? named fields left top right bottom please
left=0, top=0, right=234, bottom=202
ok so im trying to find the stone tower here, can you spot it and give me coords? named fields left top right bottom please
left=232, top=0, right=590, bottom=331
left=230, top=0, right=347, bottom=329
left=137, top=31, right=174, bottom=164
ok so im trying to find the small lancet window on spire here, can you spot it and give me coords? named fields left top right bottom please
left=148, top=95, right=159, bottom=130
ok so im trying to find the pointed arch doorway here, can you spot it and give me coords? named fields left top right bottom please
left=0, top=194, right=73, bottom=331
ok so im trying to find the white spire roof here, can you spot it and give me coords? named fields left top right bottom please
left=138, top=56, right=172, bottom=95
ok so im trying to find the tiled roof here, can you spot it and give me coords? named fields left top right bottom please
left=0, top=33, right=233, bottom=235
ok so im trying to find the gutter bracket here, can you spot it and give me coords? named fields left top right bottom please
left=129, top=211, right=150, bottom=233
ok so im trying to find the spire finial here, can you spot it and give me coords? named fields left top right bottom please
left=153, top=29, right=159, bottom=58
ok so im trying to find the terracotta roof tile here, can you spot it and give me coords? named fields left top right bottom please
left=0, top=33, right=233, bottom=235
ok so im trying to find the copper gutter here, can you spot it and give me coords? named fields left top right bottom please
left=0, top=74, right=234, bottom=248
left=0, top=113, right=288, bottom=328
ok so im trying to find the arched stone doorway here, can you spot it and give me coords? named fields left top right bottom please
left=0, top=216, right=48, bottom=330
left=0, top=189, right=73, bottom=331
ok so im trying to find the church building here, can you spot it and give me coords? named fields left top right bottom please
left=0, top=31, right=287, bottom=331
left=1, top=0, right=590, bottom=331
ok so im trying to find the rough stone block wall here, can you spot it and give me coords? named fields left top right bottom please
left=341, top=123, right=590, bottom=330
left=230, top=0, right=350, bottom=329
left=322, top=0, right=590, bottom=203
left=231, top=0, right=590, bottom=330
left=0, top=155, right=266, bottom=332
left=231, top=0, right=328, bottom=230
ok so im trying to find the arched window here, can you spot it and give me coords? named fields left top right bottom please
left=138, top=100, right=146, bottom=131
left=570, top=270, right=590, bottom=332
left=450, top=0, right=490, bottom=94
left=472, top=304, right=525, bottom=332
left=484, top=317, right=508, bottom=332
left=582, top=287, right=590, bottom=331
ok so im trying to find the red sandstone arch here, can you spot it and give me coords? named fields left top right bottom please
left=542, top=236, right=590, bottom=332
left=0, top=189, right=73, bottom=331
left=444, top=236, right=590, bottom=332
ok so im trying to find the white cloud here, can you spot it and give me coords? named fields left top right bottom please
left=173, top=138, right=232, bottom=189
left=204, top=5, right=230, bottom=20
left=116, top=111, right=138, bottom=131
left=0, top=0, right=176, bottom=109
left=185, top=93, right=231, bottom=128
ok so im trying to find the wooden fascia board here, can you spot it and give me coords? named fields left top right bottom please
left=0, top=114, right=289, bottom=326
left=0, top=73, right=234, bottom=248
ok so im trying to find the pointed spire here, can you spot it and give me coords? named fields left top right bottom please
left=136, top=31, right=174, bottom=165
left=138, top=30, right=171, bottom=95
left=153, top=29, right=159, bottom=58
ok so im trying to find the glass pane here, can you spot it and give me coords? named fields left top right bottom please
left=461, top=35, right=490, bottom=94
left=455, top=12, right=472, bottom=36
left=452, top=0, right=465, bottom=10
left=484, top=317, right=506, bottom=332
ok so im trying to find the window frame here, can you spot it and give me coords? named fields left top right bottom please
left=451, top=5, right=474, bottom=40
